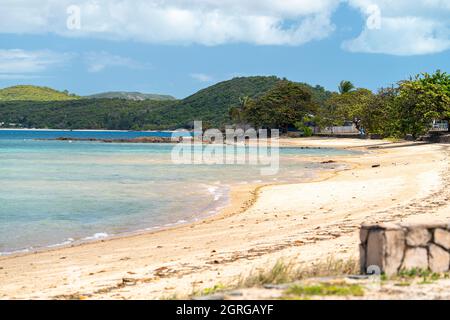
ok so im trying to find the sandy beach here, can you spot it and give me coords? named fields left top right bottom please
left=0, top=138, right=449, bottom=300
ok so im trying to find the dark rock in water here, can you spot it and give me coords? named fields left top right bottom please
left=47, top=136, right=182, bottom=143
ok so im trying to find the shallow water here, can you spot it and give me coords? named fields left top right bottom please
left=0, top=130, right=357, bottom=254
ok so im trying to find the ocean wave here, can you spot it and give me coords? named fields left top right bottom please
left=82, top=233, right=109, bottom=241
left=47, top=238, right=75, bottom=248
left=206, top=185, right=225, bottom=201
left=0, top=247, right=31, bottom=256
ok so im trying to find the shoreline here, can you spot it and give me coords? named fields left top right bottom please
left=0, top=147, right=346, bottom=259
left=0, top=128, right=176, bottom=133
left=0, top=139, right=446, bottom=298
left=0, top=137, right=356, bottom=258
left=0, top=183, right=235, bottom=258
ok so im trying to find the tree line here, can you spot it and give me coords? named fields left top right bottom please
left=0, top=72, right=449, bottom=138
left=229, top=71, right=450, bottom=138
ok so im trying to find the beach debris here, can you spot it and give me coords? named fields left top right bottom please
left=263, top=284, right=289, bottom=290
left=371, top=164, right=381, bottom=168
left=321, top=160, right=336, bottom=164
left=154, top=266, right=173, bottom=277
left=227, top=290, right=244, bottom=297
left=122, top=277, right=137, bottom=286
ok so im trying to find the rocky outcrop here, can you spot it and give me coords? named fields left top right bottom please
left=48, top=136, right=184, bottom=143
left=360, top=222, right=450, bottom=275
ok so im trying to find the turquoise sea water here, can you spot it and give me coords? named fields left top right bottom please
left=0, top=130, right=356, bottom=255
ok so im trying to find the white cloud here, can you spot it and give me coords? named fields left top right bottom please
left=0, top=0, right=339, bottom=46
left=190, top=73, right=213, bottom=82
left=0, top=49, right=70, bottom=78
left=0, top=1, right=449, bottom=55
left=83, top=51, right=144, bottom=73
left=344, top=0, right=450, bottom=55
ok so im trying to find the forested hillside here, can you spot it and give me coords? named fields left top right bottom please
left=0, top=76, right=330, bottom=130
left=0, top=85, right=79, bottom=101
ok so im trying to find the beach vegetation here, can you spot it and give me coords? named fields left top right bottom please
left=283, top=282, right=364, bottom=298
left=382, top=268, right=449, bottom=286
left=238, top=257, right=359, bottom=288
left=190, top=283, right=228, bottom=297
left=187, top=258, right=359, bottom=299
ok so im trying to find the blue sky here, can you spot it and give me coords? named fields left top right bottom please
left=0, top=0, right=449, bottom=98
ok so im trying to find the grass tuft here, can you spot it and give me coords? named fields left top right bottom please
left=284, top=282, right=364, bottom=298
left=238, top=257, right=359, bottom=288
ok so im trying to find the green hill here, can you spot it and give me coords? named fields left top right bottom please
left=141, top=76, right=282, bottom=129
left=0, top=76, right=332, bottom=130
left=138, top=76, right=332, bottom=129
left=86, top=91, right=176, bottom=101
left=0, top=85, right=79, bottom=101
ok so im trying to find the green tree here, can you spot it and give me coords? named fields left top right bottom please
left=395, top=70, right=450, bottom=137
left=360, top=87, right=398, bottom=137
left=242, top=81, right=316, bottom=132
left=320, top=88, right=373, bottom=130
left=338, top=80, right=355, bottom=94
left=229, top=96, right=251, bottom=123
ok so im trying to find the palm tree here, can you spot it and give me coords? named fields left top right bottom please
left=338, top=80, right=355, bottom=94
left=229, top=96, right=250, bottom=123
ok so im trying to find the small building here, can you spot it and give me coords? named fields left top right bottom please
left=430, top=120, right=449, bottom=132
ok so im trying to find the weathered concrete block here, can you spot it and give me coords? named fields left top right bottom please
left=360, top=228, right=369, bottom=244
left=366, top=230, right=384, bottom=270
left=406, top=228, right=431, bottom=246
left=384, top=230, right=406, bottom=275
left=401, top=247, right=428, bottom=270
left=434, top=229, right=450, bottom=250
left=360, top=227, right=405, bottom=275
left=429, top=244, right=450, bottom=273
left=359, top=244, right=366, bottom=274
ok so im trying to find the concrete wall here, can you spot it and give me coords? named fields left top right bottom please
left=360, top=222, right=450, bottom=275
